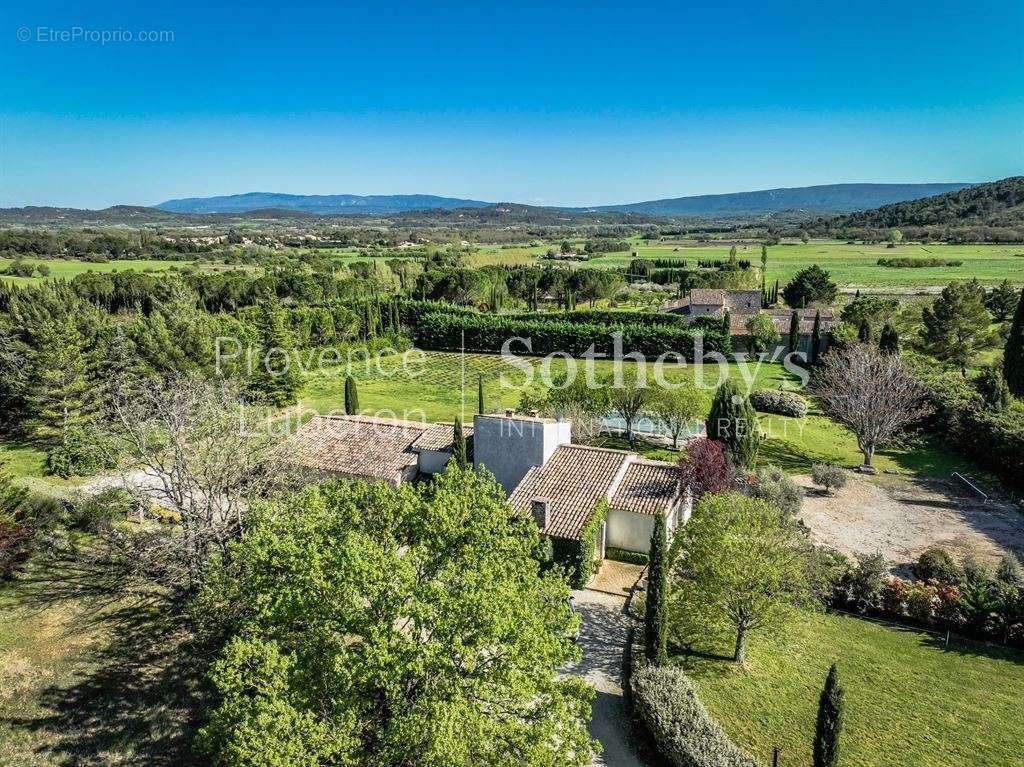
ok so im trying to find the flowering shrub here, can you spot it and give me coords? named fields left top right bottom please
left=906, top=581, right=938, bottom=622
left=881, top=578, right=910, bottom=616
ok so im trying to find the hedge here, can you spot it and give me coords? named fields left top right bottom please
left=919, top=369, right=1024, bottom=492
left=749, top=389, right=808, bottom=418
left=414, top=311, right=731, bottom=359
left=631, top=665, right=760, bottom=767
left=606, top=546, right=650, bottom=566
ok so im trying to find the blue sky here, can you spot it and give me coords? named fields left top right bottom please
left=1, top=0, right=1022, bottom=208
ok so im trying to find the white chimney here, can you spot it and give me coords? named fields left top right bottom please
left=531, top=498, right=549, bottom=528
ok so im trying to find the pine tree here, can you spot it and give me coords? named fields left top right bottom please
left=250, top=303, right=302, bottom=407
left=977, top=366, right=1011, bottom=411
left=879, top=323, right=900, bottom=355
left=706, top=379, right=761, bottom=468
left=344, top=376, right=360, bottom=416
left=788, top=310, right=800, bottom=354
left=813, top=663, right=844, bottom=767
left=92, top=323, right=143, bottom=415
left=810, top=310, right=822, bottom=365
left=452, top=417, right=468, bottom=469
left=31, top=317, right=92, bottom=447
left=644, top=513, right=668, bottom=665
left=857, top=317, right=872, bottom=344
left=477, top=374, right=485, bottom=414
left=1005, top=287, right=1024, bottom=398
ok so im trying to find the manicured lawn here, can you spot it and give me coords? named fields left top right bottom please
left=300, top=352, right=966, bottom=476
left=678, top=611, right=1023, bottom=767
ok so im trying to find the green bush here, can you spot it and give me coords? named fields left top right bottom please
left=606, top=546, right=649, bottom=566
left=631, top=664, right=759, bottom=767
left=915, top=547, right=962, bottom=586
left=749, top=389, right=808, bottom=418
left=811, top=464, right=848, bottom=494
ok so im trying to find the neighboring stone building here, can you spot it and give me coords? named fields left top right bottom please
left=662, top=289, right=763, bottom=317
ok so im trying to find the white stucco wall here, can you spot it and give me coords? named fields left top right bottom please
left=417, top=449, right=450, bottom=475
left=606, top=509, right=657, bottom=553
left=473, top=415, right=572, bottom=495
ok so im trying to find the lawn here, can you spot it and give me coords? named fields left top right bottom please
left=300, top=351, right=967, bottom=476
left=536, top=240, right=1024, bottom=289
left=679, top=611, right=1023, bottom=767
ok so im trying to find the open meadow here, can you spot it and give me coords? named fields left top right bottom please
left=0, top=257, right=242, bottom=286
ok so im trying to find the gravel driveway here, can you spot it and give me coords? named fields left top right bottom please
left=567, top=589, right=647, bottom=767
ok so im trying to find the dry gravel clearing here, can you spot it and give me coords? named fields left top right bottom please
left=796, top=474, right=1024, bottom=568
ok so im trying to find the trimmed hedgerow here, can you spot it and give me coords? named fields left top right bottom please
left=631, top=664, right=760, bottom=767
left=607, top=546, right=649, bottom=566
left=414, top=310, right=731, bottom=359
left=749, top=389, right=808, bottom=418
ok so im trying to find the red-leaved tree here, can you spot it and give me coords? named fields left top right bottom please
left=677, top=437, right=732, bottom=501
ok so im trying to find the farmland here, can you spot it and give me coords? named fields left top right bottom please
left=0, top=257, right=233, bottom=285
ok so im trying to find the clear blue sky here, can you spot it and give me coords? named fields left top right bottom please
left=1, top=0, right=1022, bottom=208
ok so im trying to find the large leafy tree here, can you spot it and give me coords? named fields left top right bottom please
left=919, top=281, right=992, bottom=374
left=706, top=380, right=761, bottom=468
left=1004, top=287, right=1024, bottom=398
left=744, top=312, right=779, bottom=355
left=668, top=491, right=815, bottom=663
left=782, top=265, right=838, bottom=309
left=197, top=467, right=596, bottom=767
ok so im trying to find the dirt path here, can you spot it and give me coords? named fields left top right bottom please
left=797, top=474, right=1024, bottom=569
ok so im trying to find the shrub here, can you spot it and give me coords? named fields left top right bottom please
left=557, top=501, right=608, bottom=589
left=935, top=585, right=966, bottom=628
left=880, top=577, right=910, bottom=616
left=631, top=665, right=758, bottom=767
left=906, top=581, right=938, bottom=622
left=73, top=488, right=133, bottom=532
left=0, top=521, right=35, bottom=579
left=606, top=546, right=649, bottom=566
left=750, top=465, right=804, bottom=516
left=915, top=547, right=962, bottom=586
left=849, top=553, right=887, bottom=612
left=749, top=389, right=808, bottom=418
left=811, top=464, right=848, bottom=494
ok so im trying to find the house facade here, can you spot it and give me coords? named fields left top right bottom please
left=289, top=410, right=686, bottom=557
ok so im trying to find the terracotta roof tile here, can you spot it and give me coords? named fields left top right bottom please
left=289, top=415, right=427, bottom=483
left=411, top=422, right=475, bottom=453
left=508, top=445, right=630, bottom=540
left=610, top=459, right=681, bottom=516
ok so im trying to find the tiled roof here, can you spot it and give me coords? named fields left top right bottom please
left=289, top=415, right=427, bottom=482
left=412, top=422, right=475, bottom=453
left=688, top=289, right=727, bottom=307
left=508, top=445, right=630, bottom=540
left=610, top=459, right=682, bottom=516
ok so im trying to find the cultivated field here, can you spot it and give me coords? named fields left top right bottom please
left=0, top=257, right=239, bottom=285
left=682, top=611, right=1024, bottom=767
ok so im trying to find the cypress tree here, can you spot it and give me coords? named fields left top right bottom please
left=1004, top=287, right=1024, bottom=398
left=344, top=376, right=359, bottom=416
left=857, top=317, right=872, bottom=344
left=706, top=379, right=761, bottom=468
left=452, top=417, right=468, bottom=469
left=879, top=323, right=900, bottom=355
left=477, top=374, right=485, bottom=414
left=721, top=309, right=731, bottom=339
left=644, top=513, right=668, bottom=665
left=810, top=310, right=822, bottom=365
left=813, top=663, right=844, bottom=767
left=788, top=310, right=800, bottom=355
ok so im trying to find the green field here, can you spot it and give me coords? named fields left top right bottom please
left=0, top=257, right=246, bottom=286
left=586, top=241, right=1024, bottom=289
left=680, top=612, right=1023, bottom=767
left=299, top=351, right=967, bottom=477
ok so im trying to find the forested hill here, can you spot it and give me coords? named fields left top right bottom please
left=824, top=176, right=1024, bottom=229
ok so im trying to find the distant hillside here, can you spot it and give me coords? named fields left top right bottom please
left=157, top=192, right=493, bottom=215
left=594, top=182, right=972, bottom=217
left=823, top=176, right=1024, bottom=229
left=385, top=203, right=660, bottom=226
left=0, top=205, right=190, bottom=226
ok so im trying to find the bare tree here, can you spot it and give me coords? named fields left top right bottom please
left=812, top=345, right=931, bottom=469
left=106, top=375, right=291, bottom=589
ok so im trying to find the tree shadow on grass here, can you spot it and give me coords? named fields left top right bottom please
left=4, top=554, right=210, bottom=766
